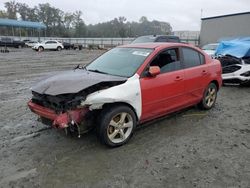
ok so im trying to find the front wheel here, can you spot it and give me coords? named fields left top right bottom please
left=57, top=46, right=62, bottom=51
left=97, top=105, right=136, bottom=147
left=198, top=83, right=218, bottom=110
left=38, top=46, right=44, bottom=52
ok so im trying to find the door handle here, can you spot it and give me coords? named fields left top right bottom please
left=175, top=76, right=183, bottom=81
left=202, top=70, right=207, bottom=75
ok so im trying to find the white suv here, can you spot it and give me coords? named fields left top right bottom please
left=33, top=40, right=64, bottom=51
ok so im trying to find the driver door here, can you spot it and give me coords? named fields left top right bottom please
left=140, top=48, right=186, bottom=122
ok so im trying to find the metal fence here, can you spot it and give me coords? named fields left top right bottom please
left=0, top=36, right=199, bottom=48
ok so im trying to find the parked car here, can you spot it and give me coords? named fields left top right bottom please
left=23, top=39, right=31, bottom=43
left=25, top=41, right=38, bottom=47
left=0, top=37, right=25, bottom=48
left=202, top=43, right=219, bottom=57
left=32, top=40, right=64, bottom=51
left=215, top=38, right=250, bottom=85
left=63, top=42, right=83, bottom=50
left=218, top=55, right=250, bottom=85
left=28, top=43, right=222, bottom=147
left=132, top=35, right=180, bottom=44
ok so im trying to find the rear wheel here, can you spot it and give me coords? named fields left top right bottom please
left=198, top=83, right=218, bottom=110
left=97, top=105, right=136, bottom=147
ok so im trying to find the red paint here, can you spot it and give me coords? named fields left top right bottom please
left=140, top=69, right=186, bottom=122
left=28, top=101, right=57, bottom=120
left=138, top=43, right=222, bottom=123
left=28, top=43, right=222, bottom=127
left=28, top=101, right=89, bottom=129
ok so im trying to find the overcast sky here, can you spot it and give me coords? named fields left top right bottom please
left=0, top=0, right=249, bottom=31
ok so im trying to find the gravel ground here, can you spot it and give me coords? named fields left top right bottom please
left=0, top=48, right=249, bottom=188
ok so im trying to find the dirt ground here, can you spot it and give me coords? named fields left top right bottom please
left=0, top=48, right=249, bottom=188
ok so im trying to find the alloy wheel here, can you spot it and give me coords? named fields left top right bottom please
left=107, top=112, right=133, bottom=144
left=205, top=87, right=216, bottom=107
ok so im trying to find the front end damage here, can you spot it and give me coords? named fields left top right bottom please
left=215, top=38, right=250, bottom=85
left=28, top=101, right=90, bottom=136
left=217, top=55, right=250, bottom=85
left=28, top=69, right=128, bottom=136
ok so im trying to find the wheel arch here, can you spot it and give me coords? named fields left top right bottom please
left=210, top=80, right=219, bottom=90
left=102, top=102, right=139, bottom=123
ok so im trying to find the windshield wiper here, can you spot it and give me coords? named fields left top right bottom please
left=73, top=64, right=87, bottom=70
left=87, top=69, right=108, bottom=75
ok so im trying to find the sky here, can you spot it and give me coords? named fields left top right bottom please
left=0, top=0, right=249, bottom=31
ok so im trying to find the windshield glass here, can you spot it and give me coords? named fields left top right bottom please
left=86, top=47, right=153, bottom=77
left=202, top=44, right=218, bottom=50
left=132, top=36, right=156, bottom=44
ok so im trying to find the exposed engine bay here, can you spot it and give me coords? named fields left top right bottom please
left=31, top=81, right=125, bottom=113
left=28, top=69, right=127, bottom=136
left=215, top=38, right=250, bottom=85
left=216, top=55, right=250, bottom=85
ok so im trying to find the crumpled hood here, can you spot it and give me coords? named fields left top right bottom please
left=31, top=69, right=127, bottom=96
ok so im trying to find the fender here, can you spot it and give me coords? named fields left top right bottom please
left=81, top=74, right=142, bottom=119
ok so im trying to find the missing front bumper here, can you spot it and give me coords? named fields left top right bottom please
left=28, top=100, right=89, bottom=129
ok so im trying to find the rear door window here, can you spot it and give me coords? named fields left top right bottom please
left=182, top=47, right=203, bottom=68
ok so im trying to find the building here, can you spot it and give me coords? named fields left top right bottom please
left=200, top=12, right=250, bottom=46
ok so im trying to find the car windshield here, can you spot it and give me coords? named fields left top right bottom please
left=132, top=36, right=156, bottom=44
left=86, top=47, right=153, bottom=77
left=202, top=44, right=218, bottom=50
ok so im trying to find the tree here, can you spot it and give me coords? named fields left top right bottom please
left=36, top=3, right=64, bottom=36
left=0, top=10, right=8, bottom=18
left=0, top=1, right=173, bottom=38
left=139, top=16, right=148, bottom=23
left=73, top=11, right=86, bottom=37
left=16, top=3, right=30, bottom=20
left=4, top=1, right=17, bottom=19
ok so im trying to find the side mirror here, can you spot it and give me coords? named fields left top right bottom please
left=148, top=66, right=160, bottom=77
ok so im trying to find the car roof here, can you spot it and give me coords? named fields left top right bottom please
left=120, top=42, right=195, bottom=49
left=44, top=40, right=57, bottom=42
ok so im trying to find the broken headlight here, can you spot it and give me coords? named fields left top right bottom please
left=240, top=71, right=250, bottom=77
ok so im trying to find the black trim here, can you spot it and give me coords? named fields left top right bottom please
left=140, top=47, right=183, bottom=78
left=201, top=12, right=250, bottom=20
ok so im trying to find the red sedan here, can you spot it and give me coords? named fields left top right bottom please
left=28, top=43, right=222, bottom=147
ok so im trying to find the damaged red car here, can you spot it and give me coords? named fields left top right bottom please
left=28, top=43, right=222, bottom=147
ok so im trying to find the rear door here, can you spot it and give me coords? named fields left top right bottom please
left=181, top=47, right=209, bottom=104
left=140, top=48, right=186, bottom=122
left=45, top=41, right=57, bottom=49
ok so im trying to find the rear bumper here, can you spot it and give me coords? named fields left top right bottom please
left=28, top=100, right=89, bottom=129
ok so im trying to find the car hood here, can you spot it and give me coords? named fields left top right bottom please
left=31, top=69, right=128, bottom=96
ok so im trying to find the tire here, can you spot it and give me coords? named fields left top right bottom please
left=97, top=105, right=136, bottom=147
left=240, top=80, right=250, bottom=87
left=198, top=83, right=218, bottom=110
left=38, top=46, right=44, bottom=51
left=57, top=46, right=62, bottom=51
